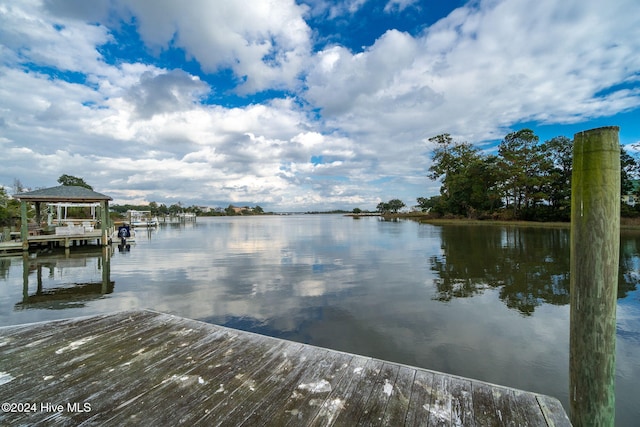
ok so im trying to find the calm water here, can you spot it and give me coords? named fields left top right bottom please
left=1, top=215, right=639, bottom=425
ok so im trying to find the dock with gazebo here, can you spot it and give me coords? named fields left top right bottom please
left=0, top=185, right=114, bottom=254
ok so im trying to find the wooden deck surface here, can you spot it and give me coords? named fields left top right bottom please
left=0, top=310, right=571, bottom=426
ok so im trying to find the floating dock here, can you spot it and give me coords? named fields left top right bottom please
left=0, top=310, right=571, bottom=426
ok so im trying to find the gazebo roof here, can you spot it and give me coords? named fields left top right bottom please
left=14, top=186, right=112, bottom=203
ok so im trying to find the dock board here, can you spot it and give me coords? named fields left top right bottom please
left=0, top=310, right=571, bottom=426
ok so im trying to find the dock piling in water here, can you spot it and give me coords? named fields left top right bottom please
left=570, top=126, right=620, bottom=426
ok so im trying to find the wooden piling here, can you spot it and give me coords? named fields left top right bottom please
left=20, top=202, right=28, bottom=251
left=570, top=126, right=620, bottom=426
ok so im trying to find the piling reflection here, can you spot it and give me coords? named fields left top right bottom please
left=15, top=247, right=114, bottom=310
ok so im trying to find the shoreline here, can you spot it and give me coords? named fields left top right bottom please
left=350, top=212, right=640, bottom=230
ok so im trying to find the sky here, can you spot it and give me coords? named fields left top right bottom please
left=1, top=0, right=639, bottom=211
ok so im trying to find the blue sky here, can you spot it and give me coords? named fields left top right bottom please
left=1, top=0, right=639, bottom=211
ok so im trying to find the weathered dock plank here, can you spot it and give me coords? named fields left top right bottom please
left=241, top=349, right=353, bottom=426
left=449, top=376, right=474, bottom=426
left=427, top=373, right=453, bottom=426
left=405, top=368, right=435, bottom=426
left=330, top=358, right=385, bottom=425
left=470, top=382, right=499, bottom=426
left=537, top=394, right=573, bottom=427
left=357, top=363, right=401, bottom=426
left=307, top=354, right=371, bottom=427
left=0, top=310, right=571, bottom=426
left=381, top=365, right=415, bottom=426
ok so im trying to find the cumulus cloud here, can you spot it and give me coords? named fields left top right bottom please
left=306, top=29, right=421, bottom=115
left=306, top=0, right=640, bottom=143
left=115, top=0, right=312, bottom=94
left=126, top=70, right=209, bottom=119
left=1, top=0, right=111, bottom=74
left=0, top=0, right=638, bottom=210
left=40, top=0, right=313, bottom=94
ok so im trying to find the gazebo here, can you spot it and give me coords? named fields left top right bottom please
left=14, top=185, right=113, bottom=250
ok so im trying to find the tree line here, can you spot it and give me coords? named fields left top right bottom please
left=418, top=129, right=639, bottom=221
left=376, top=199, right=406, bottom=214
left=0, top=174, right=270, bottom=228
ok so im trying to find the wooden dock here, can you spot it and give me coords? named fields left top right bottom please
left=0, top=310, right=571, bottom=426
left=0, top=230, right=110, bottom=255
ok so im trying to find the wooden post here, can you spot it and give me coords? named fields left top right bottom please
left=35, top=201, right=41, bottom=227
left=101, top=246, right=111, bottom=294
left=570, top=126, right=620, bottom=426
left=101, top=200, right=109, bottom=246
left=20, top=201, right=28, bottom=251
left=22, top=252, right=29, bottom=301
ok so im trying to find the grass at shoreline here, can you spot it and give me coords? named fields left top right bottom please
left=364, top=212, right=640, bottom=230
left=415, top=218, right=571, bottom=228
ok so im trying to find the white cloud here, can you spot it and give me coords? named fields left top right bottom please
left=126, top=70, right=209, bottom=119
left=306, top=0, right=640, bottom=143
left=0, top=0, right=638, bottom=210
left=384, top=0, right=418, bottom=13
left=113, top=0, right=312, bottom=93
left=307, top=30, right=420, bottom=116
left=0, top=0, right=111, bottom=74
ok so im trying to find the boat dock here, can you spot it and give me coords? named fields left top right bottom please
left=2, top=185, right=115, bottom=256
left=159, top=213, right=197, bottom=224
left=0, top=230, right=110, bottom=255
left=0, top=310, right=571, bottom=426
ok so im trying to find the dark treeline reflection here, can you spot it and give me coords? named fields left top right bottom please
left=430, top=225, right=640, bottom=315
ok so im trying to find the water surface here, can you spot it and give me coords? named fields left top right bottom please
left=1, top=215, right=638, bottom=425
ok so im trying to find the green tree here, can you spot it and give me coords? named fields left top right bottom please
left=453, top=154, right=503, bottom=216
left=376, top=202, right=389, bottom=214
left=254, top=205, right=264, bottom=214
left=620, top=146, right=638, bottom=197
left=427, top=134, right=473, bottom=202
left=57, top=174, right=93, bottom=190
left=416, top=197, right=429, bottom=212
left=148, top=201, right=159, bottom=216
left=387, top=199, right=405, bottom=213
left=428, top=134, right=501, bottom=217
left=540, top=136, right=573, bottom=220
left=0, top=187, right=20, bottom=227
left=428, top=134, right=476, bottom=215
left=416, top=196, right=445, bottom=214
left=497, top=129, right=551, bottom=219
left=620, top=146, right=640, bottom=217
